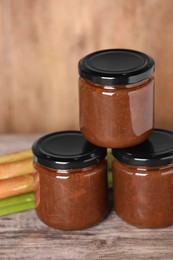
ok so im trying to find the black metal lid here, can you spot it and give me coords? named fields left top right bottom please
left=112, top=129, right=173, bottom=167
left=32, top=131, right=107, bottom=170
left=78, top=49, right=155, bottom=85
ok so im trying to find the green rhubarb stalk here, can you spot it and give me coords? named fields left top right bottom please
left=0, top=192, right=34, bottom=209
left=108, top=170, right=113, bottom=188
left=107, top=149, right=112, bottom=170
left=0, top=201, right=34, bottom=217
left=107, top=150, right=113, bottom=188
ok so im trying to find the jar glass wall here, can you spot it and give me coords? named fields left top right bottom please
left=34, top=160, right=108, bottom=230
left=79, top=77, right=154, bottom=148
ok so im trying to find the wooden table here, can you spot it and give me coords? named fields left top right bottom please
left=0, top=135, right=173, bottom=259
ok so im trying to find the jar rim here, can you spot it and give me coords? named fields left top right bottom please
left=112, top=129, right=173, bottom=167
left=78, top=49, right=155, bottom=85
left=32, top=131, right=107, bottom=170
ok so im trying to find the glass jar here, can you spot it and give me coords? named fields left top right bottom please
left=78, top=49, right=155, bottom=148
left=32, top=131, right=108, bottom=230
left=112, top=129, right=173, bottom=228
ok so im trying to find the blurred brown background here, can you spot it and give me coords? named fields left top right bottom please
left=0, top=0, right=173, bottom=133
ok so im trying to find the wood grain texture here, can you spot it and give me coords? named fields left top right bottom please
left=1, top=135, right=173, bottom=259
left=0, top=0, right=173, bottom=133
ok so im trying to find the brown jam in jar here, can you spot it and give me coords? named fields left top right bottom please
left=32, top=131, right=108, bottom=230
left=112, top=129, right=173, bottom=228
left=78, top=49, right=155, bottom=148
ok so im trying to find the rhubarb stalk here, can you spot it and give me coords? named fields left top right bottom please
left=0, top=201, right=34, bottom=216
left=0, top=192, right=34, bottom=209
left=0, top=149, right=32, bottom=164
left=0, top=158, right=33, bottom=180
left=0, top=174, right=34, bottom=199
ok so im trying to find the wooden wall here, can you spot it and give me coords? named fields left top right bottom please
left=0, top=0, right=173, bottom=133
